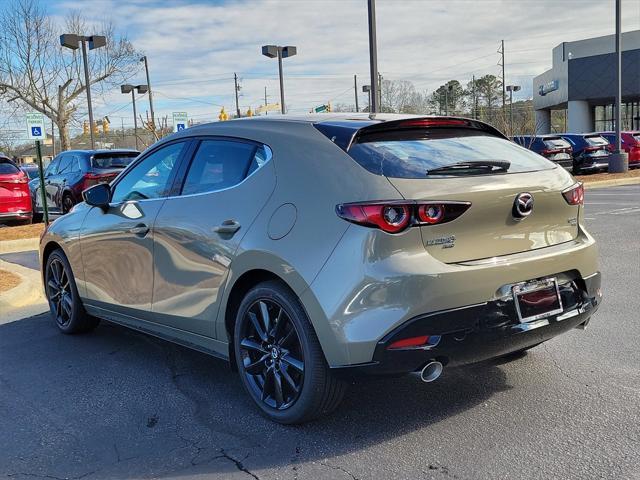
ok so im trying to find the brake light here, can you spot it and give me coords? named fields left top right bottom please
left=336, top=201, right=470, bottom=233
left=398, top=119, right=469, bottom=128
left=82, top=172, right=114, bottom=191
left=583, top=146, right=602, bottom=153
left=562, top=183, right=584, bottom=206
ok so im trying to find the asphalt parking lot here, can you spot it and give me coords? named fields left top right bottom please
left=1, top=185, right=639, bottom=480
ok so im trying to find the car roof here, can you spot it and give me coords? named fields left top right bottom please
left=62, top=149, right=140, bottom=155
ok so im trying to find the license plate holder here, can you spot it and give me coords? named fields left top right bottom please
left=512, top=278, right=563, bottom=323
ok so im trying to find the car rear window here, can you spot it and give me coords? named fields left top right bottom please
left=0, top=159, right=20, bottom=174
left=632, top=133, right=640, bottom=144
left=585, top=135, right=608, bottom=147
left=347, top=129, right=554, bottom=178
left=543, top=137, right=571, bottom=149
left=92, top=153, right=139, bottom=169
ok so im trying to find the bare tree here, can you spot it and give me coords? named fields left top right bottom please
left=0, top=0, right=140, bottom=150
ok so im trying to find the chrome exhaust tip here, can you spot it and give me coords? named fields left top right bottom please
left=417, top=361, right=444, bottom=383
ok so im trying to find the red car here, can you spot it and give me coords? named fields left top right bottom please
left=599, top=131, right=640, bottom=167
left=0, top=155, right=32, bottom=224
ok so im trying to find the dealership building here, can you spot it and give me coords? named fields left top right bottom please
left=534, top=30, right=640, bottom=134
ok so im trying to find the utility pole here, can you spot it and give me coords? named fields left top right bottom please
left=472, top=75, right=477, bottom=120
left=367, top=0, right=379, bottom=113
left=264, top=86, right=268, bottom=115
left=500, top=40, right=506, bottom=109
left=234, top=73, right=241, bottom=118
left=378, top=72, right=383, bottom=111
left=354, top=74, right=359, bottom=112
left=140, top=56, right=156, bottom=131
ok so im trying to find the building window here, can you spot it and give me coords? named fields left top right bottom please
left=595, top=101, right=640, bottom=131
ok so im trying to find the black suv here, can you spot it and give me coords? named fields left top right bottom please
left=513, top=135, right=573, bottom=171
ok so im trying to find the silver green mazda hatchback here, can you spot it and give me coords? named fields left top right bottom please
left=40, top=114, right=601, bottom=423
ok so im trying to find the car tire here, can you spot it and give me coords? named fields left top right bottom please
left=62, top=194, right=75, bottom=214
left=234, top=280, right=347, bottom=424
left=44, top=249, right=99, bottom=334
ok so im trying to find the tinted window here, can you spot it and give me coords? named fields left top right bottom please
left=45, top=158, right=60, bottom=176
left=0, top=159, right=20, bottom=174
left=543, top=138, right=571, bottom=149
left=21, top=167, right=39, bottom=179
left=348, top=129, right=554, bottom=178
left=585, top=135, right=608, bottom=146
left=181, top=140, right=260, bottom=195
left=111, top=142, right=185, bottom=203
left=92, top=153, right=139, bottom=169
left=57, top=154, right=74, bottom=174
left=633, top=133, right=640, bottom=144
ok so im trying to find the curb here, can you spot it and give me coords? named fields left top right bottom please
left=0, top=259, right=47, bottom=324
left=0, top=238, right=39, bottom=254
left=583, top=177, right=640, bottom=189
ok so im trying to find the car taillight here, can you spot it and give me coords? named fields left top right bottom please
left=336, top=201, right=470, bottom=233
left=397, top=118, right=469, bottom=128
left=583, top=146, right=601, bottom=153
left=387, top=335, right=442, bottom=350
left=562, top=183, right=584, bottom=205
left=82, top=172, right=112, bottom=191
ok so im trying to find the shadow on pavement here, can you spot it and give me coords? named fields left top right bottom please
left=0, top=313, right=511, bottom=479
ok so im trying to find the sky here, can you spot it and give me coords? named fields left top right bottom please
left=8, top=0, right=640, bottom=136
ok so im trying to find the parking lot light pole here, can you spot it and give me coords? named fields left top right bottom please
left=121, top=84, right=148, bottom=150
left=506, top=85, right=521, bottom=137
left=610, top=0, right=628, bottom=172
left=140, top=56, right=156, bottom=131
left=60, top=34, right=106, bottom=149
left=262, top=45, right=297, bottom=114
left=367, top=0, right=379, bottom=114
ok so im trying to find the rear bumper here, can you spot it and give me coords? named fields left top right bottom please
left=0, top=210, right=32, bottom=221
left=332, top=272, right=601, bottom=376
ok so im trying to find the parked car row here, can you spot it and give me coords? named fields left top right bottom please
left=513, top=131, right=640, bottom=173
left=1, top=149, right=139, bottom=225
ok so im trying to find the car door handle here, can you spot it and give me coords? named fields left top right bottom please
left=128, top=224, right=150, bottom=236
left=214, top=220, right=241, bottom=234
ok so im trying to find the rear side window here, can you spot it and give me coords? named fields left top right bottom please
left=347, top=129, right=554, bottom=178
left=92, top=153, right=138, bottom=169
left=181, top=140, right=267, bottom=195
left=0, top=159, right=20, bottom=174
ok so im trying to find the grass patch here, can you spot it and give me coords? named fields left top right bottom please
left=0, top=268, right=21, bottom=292
left=0, top=223, right=45, bottom=241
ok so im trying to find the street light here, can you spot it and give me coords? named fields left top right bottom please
left=60, top=34, right=107, bottom=149
left=261, top=45, right=297, bottom=114
left=506, top=85, right=521, bottom=137
left=362, top=85, right=371, bottom=112
left=121, top=84, right=148, bottom=150
left=140, top=56, right=156, bottom=132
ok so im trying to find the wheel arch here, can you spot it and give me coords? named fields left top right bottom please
left=219, top=251, right=335, bottom=370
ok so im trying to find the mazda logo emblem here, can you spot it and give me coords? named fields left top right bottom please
left=513, top=192, right=534, bottom=218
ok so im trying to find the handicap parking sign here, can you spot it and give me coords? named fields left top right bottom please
left=26, top=112, right=46, bottom=140
left=176, top=123, right=185, bottom=131
left=172, top=112, right=188, bottom=133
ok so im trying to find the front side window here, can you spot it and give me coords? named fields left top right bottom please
left=111, top=142, right=185, bottom=203
left=181, top=139, right=266, bottom=196
left=45, top=157, right=60, bottom=176
left=57, top=154, right=74, bottom=174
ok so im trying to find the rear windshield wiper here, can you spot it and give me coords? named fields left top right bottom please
left=426, top=160, right=511, bottom=175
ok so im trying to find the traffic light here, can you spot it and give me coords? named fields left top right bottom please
left=246, top=107, right=253, bottom=117
left=326, top=102, right=332, bottom=112
left=102, top=117, right=110, bottom=134
left=219, top=107, right=229, bottom=121
left=92, top=121, right=99, bottom=135
left=83, top=121, right=89, bottom=135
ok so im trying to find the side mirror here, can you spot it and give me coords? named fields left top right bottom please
left=83, top=183, right=110, bottom=210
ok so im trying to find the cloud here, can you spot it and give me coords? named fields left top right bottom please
left=49, top=0, right=640, bottom=126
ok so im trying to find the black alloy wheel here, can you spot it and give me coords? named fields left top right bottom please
left=234, top=281, right=346, bottom=424
left=45, top=249, right=99, bottom=334
left=238, top=299, right=305, bottom=410
left=46, top=256, right=73, bottom=328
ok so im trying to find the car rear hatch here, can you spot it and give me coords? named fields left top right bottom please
left=583, top=134, right=610, bottom=159
left=338, top=118, right=580, bottom=264
left=84, top=151, right=139, bottom=189
left=541, top=137, right=572, bottom=163
left=0, top=160, right=30, bottom=211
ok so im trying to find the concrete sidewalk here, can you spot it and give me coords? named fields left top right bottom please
left=0, top=258, right=47, bottom=324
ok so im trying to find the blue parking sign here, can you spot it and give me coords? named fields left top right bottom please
left=31, top=126, right=42, bottom=137
left=177, top=123, right=185, bottom=131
